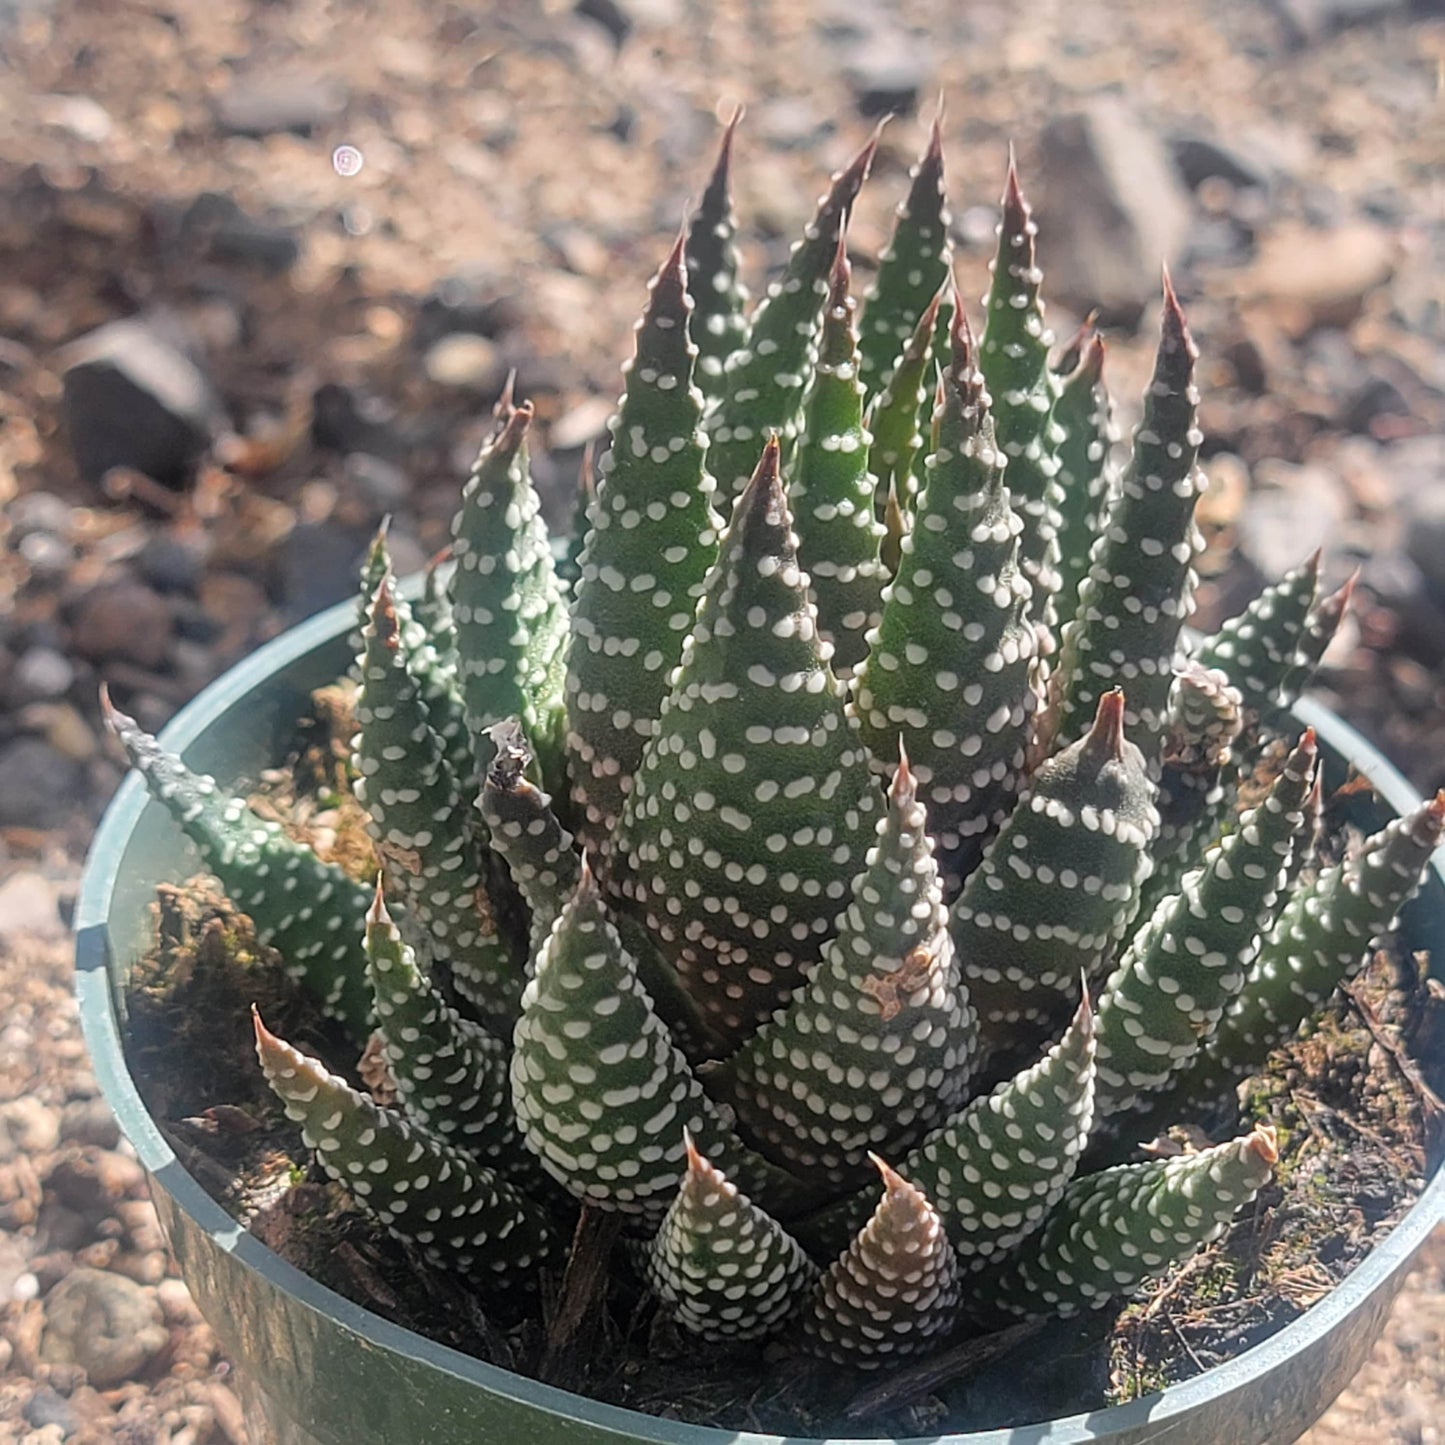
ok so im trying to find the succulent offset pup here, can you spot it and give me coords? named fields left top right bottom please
left=108, top=116, right=1445, bottom=1380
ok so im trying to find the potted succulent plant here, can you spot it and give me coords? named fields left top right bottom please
left=77, top=118, right=1444, bottom=1445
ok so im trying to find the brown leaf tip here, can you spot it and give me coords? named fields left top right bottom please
left=1087, top=688, right=1128, bottom=761
left=1159, top=267, right=1199, bottom=366
left=889, top=740, right=917, bottom=808
left=1247, top=1123, right=1280, bottom=1167
left=368, top=573, right=400, bottom=649
left=365, top=876, right=390, bottom=927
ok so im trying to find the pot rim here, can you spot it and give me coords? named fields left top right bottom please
left=75, top=591, right=1445, bottom=1445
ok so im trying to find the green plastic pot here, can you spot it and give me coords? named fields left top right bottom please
left=76, top=592, right=1445, bottom=1445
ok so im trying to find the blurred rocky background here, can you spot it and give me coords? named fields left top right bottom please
left=0, top=0, right=1443, bottom=1440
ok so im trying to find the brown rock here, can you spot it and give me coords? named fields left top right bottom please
left=70, top=582, right=172, bottom=670
left=39, top=1268, right=167, bottom=1388
left=1232, top=222, right=1397, bottom=337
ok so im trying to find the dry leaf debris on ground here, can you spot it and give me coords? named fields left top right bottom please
left=1, top=0, right=1444, bottom=1438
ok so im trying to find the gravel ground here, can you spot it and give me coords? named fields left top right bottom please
left=2, top=0, right=1444, bottom=1439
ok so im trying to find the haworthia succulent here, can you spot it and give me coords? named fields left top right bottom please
left=103, top=692, right=373, bottom=1037
left=1050, top=277, right=1206, bottom=763
left=565, top=233, right=722, bottom=855
left=354, top=578, right=523, bottom=1035
left=978, top=163, right=1064, bottom=644
left=713, top=750, right=973, bottom=1188
left=1051, top=332, right=1114, bottom=627
left=510, top=868, right=818, bottom=1222
left=479, top=719, right=580, bottom=959
left=953, top=691, right=1159, bottom=1045
left=858, top=114, right=951, bottom=397
left=791, top=234, right=887, bottom=680
left=1093, top=730, right=1318, bottom=1120
left=254, top=1009, right=556, bottom=1285
left=802, top=1157, right=961, bottom=1368
left=706, top=132, right=878, bottom=497
left=969, top=1127, right=1278, bottom=1325
left=616, top=438, right=880, bottom=1048
left=1208, top=791, right=1445, bottom=1075
left=643, top=1134, right=815, bottom=1341
left=449, top=402, right=568, bottom=785
left=850, top=308, right=1038, bottom=894
left=684, top=108, right=749, bottom=402
left=1193, top=551, right=1321, bottom=715
left=363, top=888, right=527, bottom=1174
left=865, top=286, right=944, bottom=515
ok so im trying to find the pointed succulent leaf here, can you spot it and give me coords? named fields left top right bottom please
left=804, top=992, right=1098, bottom=1268
left=978, top=162, right=1065, bottom=637
left=865, top=286, right=944, bottom=515
left=714, top=750, right=974, bottom=1188
left=953, top=691, right=1159, bottom=1044
left=103, top=693, right=373, bottom=1036
left=479, top=719, right=580, bottom=958
left=1051, top=278, right=1206, bottom=763
left=355, top=530, right=471, bottom=789
left=414, top=547, right=458, bottom=673
left=1210, top=791, right=1445, bottom=1074
left=858, top=114, right=952, bottom=397
left=1051, top=332, right=1115, bottom=627
left=355, top=578, right=524, bottom=1035
left=448, top=402, right=568, bottom=783
left=1282, top=569, right=1356, bottom=703
left=791, top=235, right=887, bottom=679
left=364, top=888, right=526, bottom=1172
left=351, top=518, right=394, bottom=669
left=1193, top=551, right=1321, bottom=715
left=685, top=108, right=749, bottom=400
left=901, top=992, right=1095, bottom=1269
left=707, top=133, right=879, bottom=496
left=969, top=1127, right=1278, bottom=1325
left=851, top=308, right=1039, bottom=893
left=254, top=1010, right=555, bottom=1285
left=1094, top=730, right=1319, bottom=1119
left=802, top=1156, right=961, bottom=1368
left=644, top=1134, right=816, bottom=1341
left=511, top=868, right=819, bottom=1222
left=616, top=438, right=880, bottom=1047
left=564, top=233, right=722, bottom=853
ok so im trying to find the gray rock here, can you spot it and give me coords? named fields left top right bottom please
left=1034, top=98, right=1192, bottom=326
left=0, top=871, right=65, bottom=942
left=60, top=317, right=221, bottom=488
left=0, top=739, right=85, bottom=828
left=7, top=491, right=72, bottom=540
left=214, top=73, right=346, bottom=137
left=59, top=1097, right=121, bottom=1151
left=39, top=1268, right=167, bottom=1388
left=281, top=519, right=375, bottom=622
left=574, top=0, right=632, bottom=47
left=1169, top=132, right=1270, bottom=192
left=12, top=646, right=74, bottom=702
left=1270, top=0, right=1410, bottom=47
left=23, top=1385, right=79, bottom=1436
left=842, top=32, right=927, bottom=119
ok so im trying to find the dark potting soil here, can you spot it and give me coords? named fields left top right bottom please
left=119, top=698, right=1444, bottom=1438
